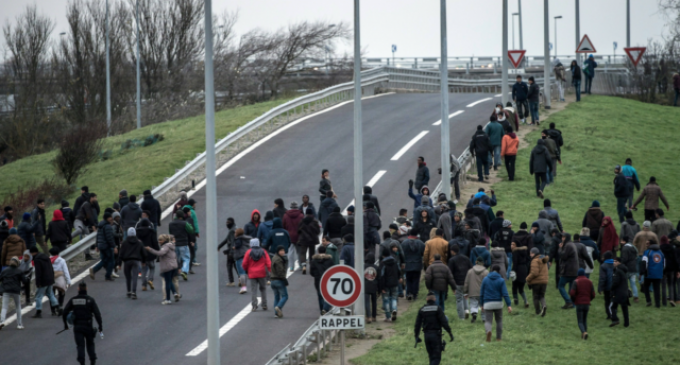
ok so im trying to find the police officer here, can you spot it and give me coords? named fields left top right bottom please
left=62, top=282, right=103, bottom=365
left=415, top=291, right=454, bottom=365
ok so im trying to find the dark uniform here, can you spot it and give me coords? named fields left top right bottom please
left=62, top=291, right=103, bottom=365
left=415, top=299, right=453, bottom=365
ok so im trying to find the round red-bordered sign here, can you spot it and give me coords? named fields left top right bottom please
left=320, top=265, right=362, bottom=308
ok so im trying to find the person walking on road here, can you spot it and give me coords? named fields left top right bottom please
left=527, top=77, right=540, bottom=125
left=318, top=192, right=339, bottom=229
left=118, top=228, right=146, bottom=299
left=244, top=209, right=261, bottom=238
left=480, top=265, right=512, bottom=342
left=485, top=116, right=505, bottom=171
left=1, top=227, right=26, bottom=269
left=583, top=54, right=598, bottom=94
left=632, top=176, right=669, bottom=222
left=310, top=245, right=334, bottom=315
left=30, top=246, right=60, bottom=317
left=61, top=282, right=102, bottom=365
left=145, top=234, right=178, bottom=304
left=168, top=211, right=194, bottom=281
left=414, top=291, right=454, bottom=365
left=501, top=127, right=518, bottom=181
left=232, top=229, right=251, bottom=294
left=0, top=256, right=26, bottom=330
left=283, top=202, right=303, bottom=271
left=319, top=169, right=334, bottom=206
left=217, top=218, right=237, bottom=286
left=512, top=75, right=529, bottom=124
left=137, top=218, right=159, bottom=291
left=141, top=190, right=162, bottom=229
left=271, top=246, right=289, bottom=318
left=90, top=213, right=116, bottom=281
left=569, top=268, right=595, bottom=340
left=298, top=208, right=321, bottom=274
left=402, top=231, right=425, bottom=301
left=363, top=253, right=379, bottom=323
left=529, top=139, right=552, bottom=199
left=242, top=238, right=271, bottom=312
left=470, top=126, right=492, bottom=181
left=415, top=156, right=430, bottom=191
left=46, top=209, right=71, bottom=252
left=570, top=60, right=582, bottom=101
left=120, top=195, right=142, bottom=240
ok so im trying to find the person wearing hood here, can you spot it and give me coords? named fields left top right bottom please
left=558, top=233, right=579, bottom=309
left=46, top=209, right=71, bottom=252
left=660, top=233, right=679, bottom=306
left=120, top=195, right=142, bottom=240
left=511, top=241, right=530, bottom=308
left=464, top=257, right=489, bottom=323
left=470, top=125, right=492, bottom=181
left=579, top=228, right=600, bottom=277
left=232, top=229, right=251, bottom=294
left=554, top=60, right=566, bottom=101
left=363, top=202, right=382, bottom=249
left=363, top=186, right=381, bottom=215
left=642, top=238, right=665, bottom=307
left=324, top=206, right=347, bottom=242
left=401, top=230, right=425, bottom=301
left=570, top=60, right=582, bottom=101
left=363, top=252, right=380, bottom=323
left=273, top=198, right=287, bottom=219
left=583, top=54, right=597, bottom=94
left=526, top=247, right=549, bottom=316
left=73, top=186, right=90, bottom=217
left=318, top=191, right=339, bottom=229
left=470, top=238, right=491, bottom=268
left=620, top=236, right=639, bottom=302
left=437, top=207, right=453, bottom=241
left=2, top=227, right=26, bottom=269
left=448, top=244, right=472, bottom=319
left=167, top=211, right=194, bottom=281
left=652, top=208, right=674, bottom=239
left=414, top=156, right=430, bottom=191
left=490, top=241, right=508, bottom=280
left=528, top=223, right=543, bottom=255
left=270, top=246, right=289, bottom=318
left=30, top=246, right=60, bottom=317
left=173, top=191, right=189, bottom=216
left=244, top=209, right=261, bottom=238
left=265, top=217, right=292, bottom=257
left=17, top=212, right=38, bottom=251
left=541, top=199, right=563, bottom=233
left=0, top=256, right=26, bottom=329
left=319, top=169, right=334, bottom=205
left=610, top=257, right=631, bottom=327
left=58, top=200, right=75, bottom=233
left=582, top=200, right=605, bottom=241
left=529, top=139, right=552, bottom=198
left=136, top=218, right=159, bottom=291
left=493, top=219, right=514, bottom=278
left=30, top=199, right=48, bottom=254
left=298, top=208, right=321, bottom=274
left=408, top=181, right=432, bottom=213
left=17, top=250, right=31, bottom=305
left=501, top=126, right=519, bottom=180
left=61, top=282, right=103, bottom=365
left=598, top=251, right=615, bottom=320
left=320, top=236, right=339, bottom=265
left=632, top=176, right=670, bottom=222
left=257, top=211, right=275, bottom=246
left=380, top=250, right=403, bottom=321
left=620, top=211, right=640, bottom=247
left=146, top=234, right=178, bottom=304
left=480, top=265, right=512, bottom=342
left=310, top=245, right=334, bottom=314
left=414, top=195, right=436, bottom=226
left=597, top=217, right=619, bottom=261
left=485, top=115, right=505, bottom=171
left=569, top=268, right=595, bottom=340
left=611, top=165, right=630, bottom=223
left=340, top=234, right=356, bottom=268
left=117, top=228, right=146, bottom=299
left=242, top=238, right=271, bottom=311
left=282, top=202, right=303, bottom=245
left=218, top=218, right=238, bottom=286
left=141, top=190, right=162, bottom=229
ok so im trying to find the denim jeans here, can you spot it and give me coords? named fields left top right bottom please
left=271, top=280, right=288, bottom=309
left=506, top=252, right=513, bottom=279
left=383, top=286, right=399, bottom=319
left=627, top=272, right=639, bottom=298
left=585, top=76, right=593, bottom=94
left=616, top=197, right=628, bottom=223
left=35, top=285, right=59, bottom=311
left=162, top=269, right=177, bottom=301
left=175, top=246, right=191, bottom=273
left=491, top=145, right=501, bottom=168
left=316, top=289, right=331, bottom=312
left=92, top=247, right=115, bottom=279
left=558, top=276, right=577, bottom=304
left=365, top=293, right=377, bottom=318
left=534, top=173, right=547, bottom=195
left=529, top=101, right=539, bottom=124
left=433, top=290, right=447, bottom=311
left=455, top=285, right=468, bottom=319
left=675, top=89, right=679, bottom=106
left=574, top=80, right=582, bottom=101
left=476, top=156, right=490, bottom=181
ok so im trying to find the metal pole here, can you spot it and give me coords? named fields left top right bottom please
left=512, top=15, right=515, bottom=49
left=502, top=0, right=509, bottom=106
left=352, top=0, right=365, bottom=318
left=575, top=0, right=580, bottom=65
left=203, top=0, right=220, bottom=364
left=136, top=0, right=141, bottom=129
left=543, top=0, right=551, bottom=109
left=518, top=0, right=524, bottom=65
left=554, top=18, right=557, bottom=58
left=626, top=0, right=630, bottom=47
left=105, top=0, right=111, bottom=133
left=440, top=0, right=451, bottom=200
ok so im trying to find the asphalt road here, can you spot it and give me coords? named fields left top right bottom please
left=0, top=92, right=501, bottom=365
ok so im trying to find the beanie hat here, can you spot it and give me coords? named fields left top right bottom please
left=502, top=219, right=511, bottom=228
left=543, top=199, right=551, bottom=208
left=61, top=200, right=69, bottom=207
left=113, top=202, right=121, bottom=211
left=577, top=268, right=585, bottom=277
left=531, top=222, right=539, bottom=228
left=250, top=238, right=260, bottom=247
left=103, top=212, right=112, bottom=220
left=0, top=220, right=7, bottom=229
left=591, top=200, right=600, bottom=208
left=643, top=221, right=651, bottom=228
left=290, top=201, right=299, bottom=209
left=4, top=206, right=12, bottom=212
left=112, top=212, right=121, bottom=220
left=530, top=247, right=540, bottom=255
left=22, top=212, right=31, bottom=221
left=127, top=227, right=136, bottom=237
left=119, top=189, right=128, bottom=197
left=476, top=256, right=485, bottom=264
left=520, top=222, right=528, bottom=229
left=9, top=227, right=18, bottom=235
left=143, top=189, right=151, bottom=195
left=669, top=230, right=679, bottom=240
left=604, top=251, right=614, bottom=260
left=347, top=205, right=355, bottom=213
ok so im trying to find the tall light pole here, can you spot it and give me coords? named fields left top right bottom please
left=575, top=0, right=580, bottom=65
left=105, top=0, right=111, bottom=133
left=135, top=0, right=141, bottom=129
left=203, top=0, right=220, bottom=364
left=518, top=0, right=524, bottom=66
left=353, top=0, right=365, bottom=318
left=502, top=0, right=509, bottom=106
left=512, top=13, right=518, bottom=49
left=626, top=0, right=630, bottom=47
left=440, top=0, right=451, bottom=201
left=543, top=0, right=551, bottom=109
left=554, top=15, right=562, bottom=58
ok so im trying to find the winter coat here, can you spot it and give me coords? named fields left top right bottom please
left=611, top=265, right=630, bottom=305
left=632, top=183, right=669, bottom=211
left=438, top=213, right=453, bottom=241
left=559, top=241, right=580, bottom=277
left=363, top=259, right=380, bottom=294
left=470, top=245, right=491, bottom=268
left=299, top=203, right=317, bottom=219
left=493, top=227, right=514, bottom=254
left=512, top=81, right=529, bottom=101
left=243, top=209, right=261, bottom=238
left=408, top=186, right=432, bottom=212
left=542, top=207, right=563, bottom=232
left=448, top=254, right=472, bottom=285
left=17, top=221, right=37, bottom=249
left=310, top=253, right=334, bottom=289
left=490, top=247, right=507, bottom=279
left=183, top=205, right=199, bottom=235
left=319, top=178, right=333, bottom=201
left=620, top=219, right=641, bottom=243
left=96, top=220, right=116, bottom=251
left=120, top=202, right=143, bottom=230
left=30, top=208, right=46, bottom=236
left=415, top=163, right=430, bottom=191
left=480, top=271, right=511, bottom=306
left=632, top=230, right=659, bottom=256
left=449, top=236, right=470, bottom=258
left=512, top=246, right=529, bottom=283
left=136, top=222, right=160, bottom=261
left=265, top=218, right=291, bottom=254
left=527, top=82, right=540, bottom=103
left=554, top=64, right=566, bottom=81
left=642, top=244, right=664, bottom=279
left=340, top=222, right=354, bottom=242
left=256, top=211, right=275, bottom=244
left=423, top=237, right=449, bottom=269
left=576, top=242, right=595, bottom=271
left=501, top=133, right=519, bottom=156
left=146, top=242, right=178, bottom=274
left=118, top=237, right=146, bottom=263
left=273, top=206, right=287, bottom=220
left=580, top=236, right=600, bottom=274
left=531, top=231, right=544, bottom=254
left=242, top=247, right=271, bottom=279
left=363, top=208, right=382, bottom=233
left=413, top=216, right=436, bottom=243
left=340, top=241, right=355, bottom=268
left=141, top=193, right=162, bottom=227
left=470, top=130, right=492, bottom=157
left=569, top=276, right=595, bottom=305
left=526, top=255, right=549, bottom=285
left=464, top=264, right=489, bottom=297
left=378, top=256, right=401, bottom=290
left=614, top=173, right=629, bottom=198
left=471, top=206, right=490, bottom=235
left=652, top=218, right=674, bottom=239
left=324, top=243, right=339, bottom=265
left=583, top=208, right=605, bottom=240
left=46, top=220, right=71, bottom=245
left=363, top=186, right=382, bottom=215
left=598, top=260, right=614, bottom=292
left=489, top=218, right=504, bottom=242
left=282, top=209, right=304, bottom=244
left=271, top=253, right=289, bottom=281
left=620, top=243, right=639, bottom=273
left=0, top=266, right=25, bottom=294
left=661, top=241, right=679, bottom=273
left=425, top=260, right=456, bottom=293
left=323, top=212, right=347, bottom=239
left=402, top=237, right=425, bottom=272
left=529, top=139, right=552, bottom=174
left=571, top=64, right=582, bottom=81
left=1, top=235, right=26, bottom=267
left=168, top=218, right=193, bottom=247
left=484, top=121, right=505, bottom=147
left=33, top=253, right=55, bottom=288
left=583, top=58, right=597, bottom=78
left=318, top=198, right=339, bottom=228
left=298, top=216, right=321, bottom=248
left=232, top=236, right=251, bottom=261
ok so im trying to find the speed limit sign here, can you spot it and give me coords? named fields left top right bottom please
left=320, top=265, right=362, bottom=308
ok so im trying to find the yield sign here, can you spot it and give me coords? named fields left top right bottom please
left=507, top=50, right=526, bottom=68
left=576, top=34, right=597, bottom=53
left=624, top=47, right=646, bottom=67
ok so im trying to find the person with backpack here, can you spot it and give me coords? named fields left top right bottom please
left=363, top=253, right=380, bottom=323
left=30, top=246, right=60, bottom=317
left=380, top=250, right=402, bottom=322
left=610, top=257, right=631, bottom=327
left=0, top=256, right=26, bottom=329
left=642, top=239, right=665, bottom=307
left=271, top=246, right=289, bottom=318
left=242, top=238, right=271, bottom=312
left=569, top=268, right=595, bottom=340
left=310, top=246, right=334, bottom=315
left=136, top=218, right=159, bottom=291
left=470, top=125, right=492, bottom=181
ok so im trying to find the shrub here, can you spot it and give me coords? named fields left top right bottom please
left=52, top=123, right=105, bottom=185
left=0, top=178, right=74, bottom=216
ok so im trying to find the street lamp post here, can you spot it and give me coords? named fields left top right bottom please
left=543, top=0, right=551, bottom=109
left=518, top=0, right=524, bottom=66
left=626, top=0, right=630, bottom=47
left=136, top=0, right=141, bottom=129
left=575, top=0, right=580, bottom=65
left=440, top=0, right=451, bottom=201
left=554, top=16, right=562, bottom=58
left=512, top=13, right=518, bottom=49
left=105, top=0, right=111, bottom=133
left=502, top=0, right=509, bottom=106
left=353, top=0, right=365, bottom=318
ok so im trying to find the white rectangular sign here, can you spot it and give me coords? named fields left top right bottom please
left=319, top=316, right=365, bottom=330
left=508, top=68, right=525, bottom=75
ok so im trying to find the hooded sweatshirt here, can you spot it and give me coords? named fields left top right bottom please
left=46, top=209, right=71, bottom=244
left=242, top=241, right=271, bottom=279
left=408, top=185, right=432, bottom=212
left=282, top=208, right=304, bottom=243
left=257, top=211, right=275, bottom=243
left=464, top=264, right=489, bottom=297
left=501, top=132, right=519, bottom=156
left=265, top=218, right=291, bottom=254
left=120, top=202, right=142, bottom=230
left=480, top=271, right=511, bottom=307
left=529, top=139, right=552, bottom=175
left=244, top=209, right=261, bottom=237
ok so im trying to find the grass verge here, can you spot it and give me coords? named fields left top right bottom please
left=354, top=95, right=680, bottom=364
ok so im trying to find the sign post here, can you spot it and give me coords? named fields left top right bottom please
left=624, top=47, right=646, bottom=67
left=392, top=44, right=397, bottom=67
left=507, top=50, right=526, bottom=74
left=320, top=265, right=363, bottom=364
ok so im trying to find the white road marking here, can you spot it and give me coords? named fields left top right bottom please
left=432, top=110, right=465, bottom=126
left=390, top=131, right=428, bottom=161
left=466, top=97, right=493, bottom=107
left=494, top=94, right=503, bottom=97
left=341, top=170, right=387, bottom=215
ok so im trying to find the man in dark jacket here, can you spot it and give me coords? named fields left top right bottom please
left=319, top=169, right=333, bottom=206
left=529, top=139, right=553, bottom=199
left=62, top=282, right=103, bottom=365
left=318, top=191, right=339, bottom=229
left=298, top=210, right=321, bottom=274
left=598, top=251, right=615, bottom=319
left=169, top=211, right=195, bottom=280
left=485, top=116, right=505, bottom=170
left=30, top=246, right=59, bottom=317
left=415, top=157, right=430, bottom=191
left=610, top=258, right=630, bottom=327
left=493, top=220, right=515, bottom=278
left=527, top=76, right=541, bottom=125
left=60, top=200, right=75, bottom=232
left=414, top=291, right=454, bottom=365
left=17, top=212, right=38, bottom=250
left=340, top=235, right=356, bottom=268
left=614, top=165, right=630, bottom=223
left=512, top=75, right=529, bottom=123
left=74, top=193, right=98, bottom=246
left=120, top=195, right=142, bottom=239
left=402, top=231, right=425, bottom=301
left=583, top=54, right=597, bottom=94
left=364, top=202, right=382, bottom=249
left=449, top=244, right=472, bottom=319
left=73, top=186, right=90, bottom=216
left=118, top=189, right=130, bottom=209
left=141, top=190, right=162, bottom=229
left=558, top=233, right=579, bottom=309
left=489, top=211, right=505, bottom=242
left=470, top=126, right=491, bottom=181
left=363, top=186, right=381, bottom=215
left=379, top=252, right=402, bottom=321
left=425, top=254, right=456, bottom=312
left=323, top=206, right=347, bottom=241
left=31, top=199, right=48, bottom=253
left=310, top=246, right=334, bottom=314
left=90, top=213, right=117, bottom=281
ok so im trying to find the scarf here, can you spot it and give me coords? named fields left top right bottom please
left=601, top=216, right=619, bottom=253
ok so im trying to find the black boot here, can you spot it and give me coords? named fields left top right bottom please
left=32, top=310, right=42, bottom=318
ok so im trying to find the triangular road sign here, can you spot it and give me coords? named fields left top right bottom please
left=576, top=34, right=597, bottom=53
left=507, top=50, right=526, bottom=69
left=624, top=47, right=646, bottom=67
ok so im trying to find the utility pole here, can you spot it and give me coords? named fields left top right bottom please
left=440, top=0, right=451, bottom=200
left=105, top=0, right=111, bottom=133
left=203, top=0, right=220, bottom=364
left=353, top=0, right=365, bottom=318
left=502, top=0, right=509, bottom=106
left=518, top=0, right=524, bottom=66
left=626, top=0, right=630, bottom=47
left=136, top=0, right=141, bottom=129
left=512, top=13, right=518, bottom=49
left=543, top=0, right=551, bottom=109
left=575, top=0, right=580, bottom=65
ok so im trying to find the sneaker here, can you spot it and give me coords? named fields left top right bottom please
left=148, top=281, right=154, bottom=290
left=384, top=318, right=392, bottom=323
left=189, top=270, right=195, bottom=275
left=17, top=325, right=24, bottom=330
left=486, top=331, right=492, bottom=342
left=89, top=268, right=95, bottom=280
left=262, top=305, right=268, bottom=311
left=174, top=293, right=181, bottom=302
left=538, top=190, right=544, bottom=199
left=541, top=306, right=547, bottom=317
left=127, top=292, right=132, bottom=298
left=471, top=313, right=477, bottom=323
left=391, top=310, right=397, bottom=321
left=365, top=317, right=372, bottom=323
left=398, top=293, right=405, bottom=298
left=105, top=277, right=115, bottom=282
left=131, top=293, right=137, bottom=300
left=252, top=306, right=257, bottom=312
left=181, top=272, right=188, bottom=281
left=138, top=273, right=142, bottom=277
left=302, top=266, right=307, bottom=275
left=32, top=311, right=42, bottom=318
left=275, top=307, right=283, bottom=318
left=193, top=262, right=201, bottom=266
left=646, top=302, right=652, bottom=307
left=561, top=303, right=574, bottom=309
left=142, top=286, right=147, bottom=292
left=634, top=297, right=639, bottom=303
left=524, top=303, right=529, bottom=309
left=239, top=287, right=247, bottom=294
left=162, top=300, right=172, bottom=305
left=407, top=295, right=413, bottom=301
left=111, top=272, right=120, bottom=278
left=227, top=282, right=236, bottom=287
left=465, top=310, right=469, bottom=319
left=610, top=321, right=620, bottom=327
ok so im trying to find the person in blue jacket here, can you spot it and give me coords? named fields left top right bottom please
left=480, top=265, right=513, bottom=342
left=257, top=211, right=275, bottom=244
left=484, top=115, right=505, bottom=171
left=470, top=238, right=491, bottom=268
left=265, top=218, right=291, bottom=255
left=408, top=181, right=431, bottom=212
left=642, top=240, right=665, bottom=307
left=583, top=54, right=598, bottom=94
left=340, top=234, right=356, bottom=268
left=621, top=158, right=640, bottom=209
left=512, top=75, right=529, bottom=124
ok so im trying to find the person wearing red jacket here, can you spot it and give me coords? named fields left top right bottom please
left=242, top=238, right=271, bottom=312
left=569, top=268, right=596, bottom=340
left=282, top=202, right=304, bottom=272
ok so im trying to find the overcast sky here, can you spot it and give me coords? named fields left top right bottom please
left=2, top=0, right=670, bottom=59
